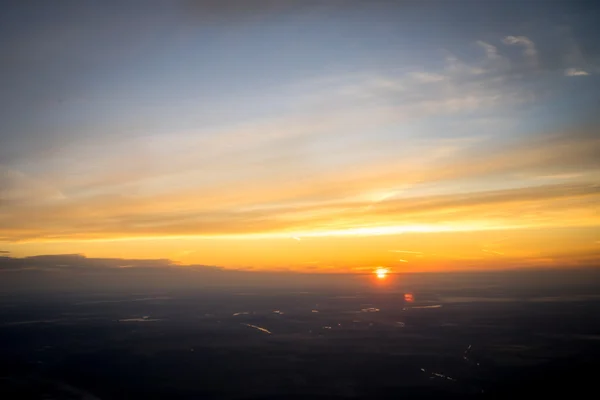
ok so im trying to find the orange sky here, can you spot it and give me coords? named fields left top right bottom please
left=3, top=225, right=599, bottom=273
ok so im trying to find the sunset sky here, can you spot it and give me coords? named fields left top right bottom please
left=1, top=1, right=599, bottom=273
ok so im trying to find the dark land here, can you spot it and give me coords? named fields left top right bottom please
left=1, top=268, right=599, bottom=399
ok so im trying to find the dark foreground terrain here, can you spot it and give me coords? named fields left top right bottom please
left=1, top=269, right=599, bottom=399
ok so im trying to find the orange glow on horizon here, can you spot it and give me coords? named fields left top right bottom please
left=2, top=223, right=599, bottom=273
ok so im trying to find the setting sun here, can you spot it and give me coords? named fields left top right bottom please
left=375, top=268, right=389, bottom=279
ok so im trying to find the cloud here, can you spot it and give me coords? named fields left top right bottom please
left=2, top=35, right=597, bottom=244
left=444, top=55, right=486, bottom=76
left=409, top=72, right=446, bottom=83
left=0, top=253, right=371, bottom=292
left=1, top=124, right=598, bottom=242
left=25, top=58, right=536, bottom=200
left=476, top=40, right=500, bottom=60
left=502, top=35, right=537, bottom=66
left=565, top=68, right=590, bottom=76
left=1, top=171, right=598, bottom=242
left=557, top=26, right=591, bottom=73
left=0, top=254, right=182, bottom=271
left=0, top=166, right=66, bottom=204
left=370, top=183, right=599, bottom=217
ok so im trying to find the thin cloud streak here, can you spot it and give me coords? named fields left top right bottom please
left=1, top=181, right=598, bottom=242
left=565, top=68, right=590, bottom=76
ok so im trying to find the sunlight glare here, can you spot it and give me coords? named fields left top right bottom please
left=375, top=267, right=388, bottom=279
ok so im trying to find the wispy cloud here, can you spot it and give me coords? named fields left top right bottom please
left=476, top=40, right=500, bottom=60
left=409, top=72, right=446, bottom=83
left=1, top=34, right=598, bottom=254
left=502, top=35, right=538, bottom=67
left=565, top=68, right=590, bottom=76
left=0, top=166, right=66, bottom=203
left=1, top=127, right=598, bottom=242
left=14, top=51, right=540, bottom=204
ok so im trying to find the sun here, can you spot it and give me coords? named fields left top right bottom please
left=375, top=267, right=388, bottom=279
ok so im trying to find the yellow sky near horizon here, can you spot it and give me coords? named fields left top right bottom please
left=3, top=224, right=598, bottom=273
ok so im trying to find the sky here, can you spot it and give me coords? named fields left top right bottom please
left=1, top=0, right=599, bottom=275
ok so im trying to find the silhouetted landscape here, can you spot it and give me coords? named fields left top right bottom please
left=2, top=269, right=599, bottom=399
